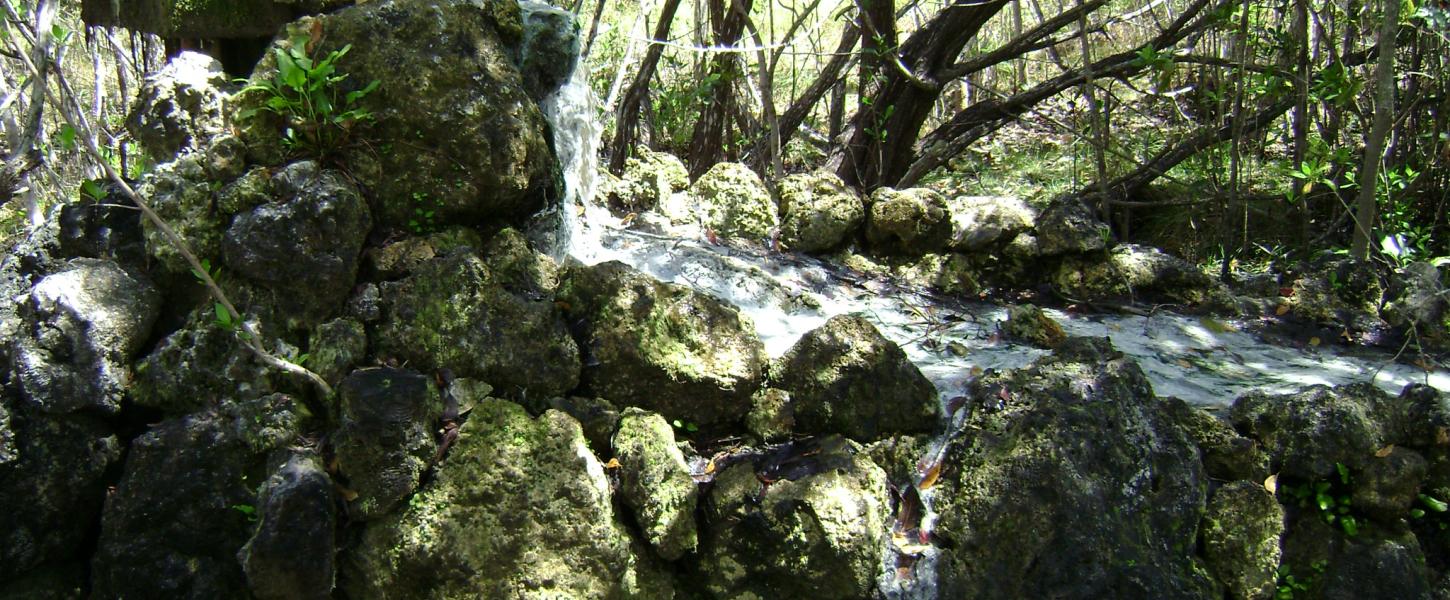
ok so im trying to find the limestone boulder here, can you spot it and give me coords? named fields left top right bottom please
left=865, top=187, right=952, bottom=255
left=375, top=250, right=579, bottom=399
left=332, top=368, right=441, bottom=520
left=933, top=338, right=1216, bottom=599
left=222, top=161, right=372, bottom=328
left=1201, top=482, right=1284, bottom=600
left=339, top=399, right=672, bottom=598
left=698, top=435, right=889, bottom=599
left=238, top=450, right=337, bottom=600
left=776, top=171, right=864, bottom=253
left=691, top=162, right=778, bottom=241
left=1035, top=196, right=1109, bottom=255
left=558, top=261, right=765, bottom=426
left=233, top=1, right=556, bottom=230
left=127, top=51, right=233, bottom=158
left=7, top=259, right=160, bottom=416
left=772, top=314, right=938, bottom=441
left=91, top=394, right=304, bottom=598
left=613, top=408, right=699, bottom=560
left=948, top=195, right=1036, bottom=251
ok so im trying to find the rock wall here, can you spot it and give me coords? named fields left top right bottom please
left=4, top=1, right=1448, bottom=598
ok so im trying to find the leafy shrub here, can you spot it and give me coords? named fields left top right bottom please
left=239, top=36, right=379, bottom=159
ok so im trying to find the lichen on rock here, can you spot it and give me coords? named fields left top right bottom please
left=776, top=171, right=864, bottom=253
left=690, top=162, right=778, bottom=241
left=865, top=187, right=953, bottom=255
left=339, top=399, right=672, bottom=599
left=772, top=314, right=938, bottom=441
left=613, top=408, right=699, bottom=560
left=558, top=261, right=765, bottom=426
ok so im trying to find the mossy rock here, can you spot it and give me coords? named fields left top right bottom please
left=339, top=399, right=672, bottom=598
left=776, top=171, right=864, bottom=253
left=690, top=162, right=778, bottom=241
left=557, top=261, right=766, bottom=427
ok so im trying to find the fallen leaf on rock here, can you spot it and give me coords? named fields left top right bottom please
left=603, top=458, right=622, bottom=469
left=1375, top=445, right=1395, bottom=458
left=1263, top=474, right=1278, bottom=494
left=1276, top=304, right=1290, bottom=316
left=1309, top=337, right=1321, bottom=347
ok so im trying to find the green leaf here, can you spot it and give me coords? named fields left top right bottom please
left=81, top=180, right=104, bottom=201
left=1422, top=494, right=1449, bottom=512
left=215, top=302, right=234, bottom=329
left=57, top=124, right=76, bottom=151
left=346, top=79, right=381, bottom=104
left=1340, top=515, right=1358, bottom=537
left=276, top=48, right=306, bottom=91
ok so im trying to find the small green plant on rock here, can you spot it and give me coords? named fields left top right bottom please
left=239, top=34, right=379, bottom=160
left=1282, top=462, right=1360, bottom=537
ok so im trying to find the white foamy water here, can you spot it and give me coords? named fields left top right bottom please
left=538, top=42, right=1449, bottom=600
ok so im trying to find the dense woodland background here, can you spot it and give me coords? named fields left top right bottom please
left=3, top=0, right=1448, bottom=278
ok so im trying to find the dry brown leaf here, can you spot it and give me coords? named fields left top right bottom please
left=338, top=485, right=360, bottom=502
left=1375, top=445, right=1396, bottom=458
left=1263, top=474, right=1278, bottom=494
left=603, top=458, right=622, bottom=469
left=917, top=462, right=942, bottom=490
left=1308, top=337, right=1321, bottom=347
left=1276, top=304, right=1290, bottom=316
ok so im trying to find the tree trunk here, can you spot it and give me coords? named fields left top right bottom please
left=607, top=0, right=684, bottom=174
left=1350, top=0, right=1399, bottom=260
left=833, top=0, right=1009, bottom=191
left=685, top=0, right=754, bottom=177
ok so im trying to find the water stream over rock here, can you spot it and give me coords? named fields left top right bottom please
left=540, top=55, right=1450, bottom=600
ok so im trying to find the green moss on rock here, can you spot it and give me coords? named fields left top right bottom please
left=613, top=408, right=699, bottom=560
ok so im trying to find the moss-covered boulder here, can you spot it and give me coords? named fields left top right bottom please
left=375, top=250, right=580, bottom=399
left=1230, top=383, right=1387, bottom=480
left=613, top=408, right=699, bottom=560
left=137, top=153, right=228, bottom=276
left=865, top=187, right=952, bottom=255
left=1202, top=481, right=1283, bottom=600
left=1381, top=262, right=1447, bottom=344
left=1053, top=244, right=1230, bottom=308
left=131, top=304, right=279, bottom=415
left=7, top=258, right=160, bottom=416
left=221, top=160, right=372, bottom=328
left=697, top=435, right=889, bottom=599
left=306, top=317, right=367, bottom=388
left=745, top=387, right=793, bottom=442
left=1353, top=446, right=1427, bottom=523
left=1284, top=258, right=1383, bottom=328
left=339, top=399, right=672, bottom=598
left=332, top=368, right=441, bottom=520
left=773, top=314, right=938, bottom=441
left=518, top=0, right=580, bottom=101
left=234, top=1, right=556, bottom=231
left=0, top=392, right=122, bottom=583
left=483, top=227, right=561, bottom=297
left=1161, top=397, right=1270, bottom=482
left=558, top=261, right=765, bottom=427
left=1001, top=304, right=1066, bottom=349
left=91, top=394, right=303, bottom=598
left=948, top=195, right=1036, bottom=251
left=608, top=148, right=691, bottom=216
left=691, top=162, right=778, bottom=241
left=1035, top=196, right=1109, bottom=256
left=933, top=338, right=1215, bottom=599
left=776, top=171, right=864, bottom=253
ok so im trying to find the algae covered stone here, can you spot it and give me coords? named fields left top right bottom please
left=690, top=162, right=778, bottom=241
left=933, top=338, right=1215, bottom=599
left=340, top=399, right=671, bottom=598
left=698, top=435, right=889, bottom=599
left=773, top=314, right=938, bottom=441
left=865, top=187, right=952, bottom=255
left=608, top=148, right=690, bottom=215
left=613, top=408, right=699, bottom=560
left=558, top=261, right=766, bottom=426
left=776, top=171, right=864, bottom=253
left=1001, top=304, right=1066, bottom=349
left=1202, top=481, right=1283, bottom=600
left=234, top=1, right=555, bottom=230
left=948, top=195, right=1036, bottom=251
left=332, top=368, right=441, bottom=520
left=1230, top=383, right=1386, bottom=479
left=375, top=250, right=580, bottom=399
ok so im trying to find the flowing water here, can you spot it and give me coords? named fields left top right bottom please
left=538, top=57, right=1450, bottom=599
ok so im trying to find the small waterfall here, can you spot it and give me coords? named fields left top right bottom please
left=539, top=52, right=608, bottom=264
